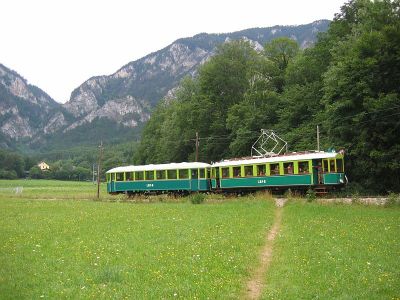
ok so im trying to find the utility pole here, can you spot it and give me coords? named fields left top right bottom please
left=97, top=141, right=103, bottom=199
left=195, top=132, right=199, bottom=162
left=317, top=125, right=320, bottom=152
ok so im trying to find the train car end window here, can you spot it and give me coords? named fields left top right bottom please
left=323, top=160, right=329, bottom=173
left=337, top=159, right=344, bottom=173
left=116, top=172, right=124, bottom=181
left=330, top=159, right=336, bottom=173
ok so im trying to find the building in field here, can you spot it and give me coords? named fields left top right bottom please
left=38, top=161, right=50, bottom=171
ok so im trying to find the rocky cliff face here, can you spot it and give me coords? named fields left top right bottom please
left=0, top=20, right=329, bottom=150
left=0, top=64, right=63, bottom=143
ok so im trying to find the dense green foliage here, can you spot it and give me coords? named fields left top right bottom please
left=135, top=0, right=400, bottom=193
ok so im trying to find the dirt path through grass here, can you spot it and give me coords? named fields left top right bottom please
left=245, top=199, right=285, bottom=299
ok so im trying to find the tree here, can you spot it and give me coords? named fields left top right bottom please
left=322, top=0, right=400, bottom=192
left=29, top=166, right=43, bottom=179
left=264, top=37, right=300, bottom=71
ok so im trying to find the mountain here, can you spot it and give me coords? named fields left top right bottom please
left=63, top=19, right=329, bottom=116
left=0, top=64, right=68, bottom=149
left=0, top=20, right=329, bottom=151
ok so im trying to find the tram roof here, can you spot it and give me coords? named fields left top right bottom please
left=212, top=151, right=342, bottom=167
left=106, top=162, right=211, bottom=173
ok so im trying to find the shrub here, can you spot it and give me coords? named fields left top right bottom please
left=0, top=169, right=18, bottom=179
left=189, top=193, right=205, bottom=204
left=306, top=189, right=316, bottom=202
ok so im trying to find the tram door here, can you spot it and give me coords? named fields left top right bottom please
left=312, top=160, right=323, bottom=184
left=215, top=167, right=220, bottom=189
left=110, top=173, right=116, bottom=193
left=191, top=169, right=199, bottom=191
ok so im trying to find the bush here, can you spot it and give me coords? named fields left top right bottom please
left=189, top=193, right=205, bottom=204
left=0, top=169, right=18, bottom=179
left=306, top=189, right=316, bottom=202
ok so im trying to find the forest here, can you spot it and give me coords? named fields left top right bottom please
left=135, top=0, right=400, bottom=193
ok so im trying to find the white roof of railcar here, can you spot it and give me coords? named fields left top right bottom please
left=212, top=151, right=342, bottom=167
left=106, top=162, right=211, bottom=173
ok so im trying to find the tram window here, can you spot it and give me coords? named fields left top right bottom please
left=207, top=169, right=211, bottom=179
left=156, top=170, right=166, bottom=180
left=337, top=159, right=344, bottom=172
left=116, top=172, right=124, bottom=181
left=125, top=172, right=133, bottom=181
left=199, top=168, right=205, bottom=178
left=283, top=162, right=294, bottom=175
left=323, top=160, right=329, bottom=173
left=135, top=171, right=144, bottom=180
left=233, top=166, right=241, bottom=177
left=330, top=159, right=336, bottom=173
left=112, top=173, right=116, bottom=181
left=257, top=165, right=266, bottom=176
left=146, top=170, right=154, bottom=180
left=179, top=169, right=188, bottom=179
left=298, top=161, right=309, bottom=174
left=270, top=163, right=280, bottom=175
left=244, top=165, right=253, bottom=177
left=221, top=167, right=229, bottom=178
left=167, top=169, right=177, bottom=179
left=191, top=169, right=198, bottom=179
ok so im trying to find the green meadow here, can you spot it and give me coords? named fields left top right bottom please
left=262, top=202, right=400, bottom=299
left=0, top=180, right=399, bottom=299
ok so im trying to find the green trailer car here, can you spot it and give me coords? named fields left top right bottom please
left=107, top=162, right=212, bottom=195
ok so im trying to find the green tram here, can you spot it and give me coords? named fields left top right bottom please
left=106, top=162, right=212, bottom=195
left=211, top=151, right=345, bottom=192
left=106, top=151, right=345, bottom=195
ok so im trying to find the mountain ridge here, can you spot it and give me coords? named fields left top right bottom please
left=0, top=20, right=330, bottom=151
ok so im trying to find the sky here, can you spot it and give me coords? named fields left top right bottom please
left=1, top=0, right=347, bottom=103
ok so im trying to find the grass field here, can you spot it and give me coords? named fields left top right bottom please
left=0, top=180, right=275, bottom=299
left=0, top=179, right=399, bottom=299
left=0, top=179, right=107, bottom=200
left=263, top=202, right=400, bottom=299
